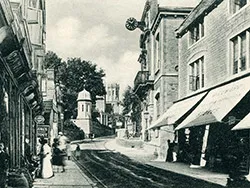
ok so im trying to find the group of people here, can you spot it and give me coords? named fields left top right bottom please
left=38, top=132, right=71, bottom=179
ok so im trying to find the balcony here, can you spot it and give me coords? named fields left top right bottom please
left=134, top=71, right=153, bottom=99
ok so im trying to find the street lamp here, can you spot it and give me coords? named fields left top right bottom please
left=143, top=111, right=149, bottom=141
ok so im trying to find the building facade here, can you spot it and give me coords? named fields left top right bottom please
left=0, top=0, right=44, bottom=168
left=106, top=83, right=121, bottom=114
left=128, top=0, right=194, bottom=160
left=174, top=0, right=250, bottom=175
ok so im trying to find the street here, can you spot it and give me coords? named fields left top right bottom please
left=74, top=138, right=224, bottom=188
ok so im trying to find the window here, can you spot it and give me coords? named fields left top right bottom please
left=0, top=13, right=6, bottom=28
left=155, top=92, right=160, bottom=117
left=231, top=31, right=248, bottom=74
left=231, top=0, right=248, bottom=13
left=189, top=20, right=204, bottom=45
left=155, top=128, right=159, bottom=138
left=86, top=104, right=89, bottom=112
left=82, top=105, right=84, bottom=112
left=189, top=57, right=205, bottom=91
left=155, top=32, right=160, bottom=73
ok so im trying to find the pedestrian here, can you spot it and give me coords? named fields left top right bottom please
left=39, top=138, right=54, bottom=178
left=172, top=141, right=179, bottom=162
left=52, top=139, right=66, bottom=173
left=0, top=142, right=9, bottom=188
left=66, top=141, right=72, bottom=160
left=75, top=144, right=81, bottom=160
left=24, top=137, right=32, bottom=163
left=57, top=132, right=69, bottom=151
left=166, top=139, right=173, bottom=162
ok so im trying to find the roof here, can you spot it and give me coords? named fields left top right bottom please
left=175, top=0, right=223, bottom=37
left=77, top=89, right=91, bottom=101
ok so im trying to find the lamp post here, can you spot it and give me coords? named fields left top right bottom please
left=143, top=111, right=149, bottom=141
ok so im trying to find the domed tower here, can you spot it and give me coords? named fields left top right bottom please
left=73, top=89, right=92, bottom=137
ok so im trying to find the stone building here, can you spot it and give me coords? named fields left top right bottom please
left=95, top=95, right=108, bottom=126
left=73, top=89, right=92, bottom=137
left=106, top=83, right=121, bottom=114
left=127, top=0, right=194, bottom=160
left=0, top=0, right=44, bottom=168
left=173, top=0, right=250, bottom=174
left=41, top=69, right=63, bottom=145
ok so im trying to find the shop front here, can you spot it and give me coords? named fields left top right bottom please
left=175, top=76, right=250, bottom=174
left=147, top=91, right=208, bottom=160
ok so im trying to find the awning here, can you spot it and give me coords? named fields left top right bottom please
left=232, top=113, right=250, bottom=131
left=147, top=91, right=207, bottom=130
left=175, top=76, right=250, bottom=130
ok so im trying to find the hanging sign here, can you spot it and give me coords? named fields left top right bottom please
left=34, top=115, right=45, bottom=124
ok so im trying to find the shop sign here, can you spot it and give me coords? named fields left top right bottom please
left=37, top=125, right=50, bottom=138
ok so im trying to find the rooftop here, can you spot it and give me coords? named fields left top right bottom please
left=175, top=0, right=223, bottom=37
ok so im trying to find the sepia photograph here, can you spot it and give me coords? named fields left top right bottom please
left=0, top=0, right=250, bottom=187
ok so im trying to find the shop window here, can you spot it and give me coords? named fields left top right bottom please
left=189, top=57, right=205, bottom=91
left=231, top=0, right=248, bottom=13
left=231, top=30, right=249, bottom=75
left=189, top=20, right=204, bottom=45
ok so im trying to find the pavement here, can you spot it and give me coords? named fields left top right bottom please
left=33, top=159, right=97, bottom=188
left=104, top=138, right=229, bottom=187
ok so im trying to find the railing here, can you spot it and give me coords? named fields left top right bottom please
left=134, top=71, right=150, bottom=89
left=133, top=71, right=154, bottom=96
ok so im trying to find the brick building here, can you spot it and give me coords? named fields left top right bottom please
left=174, top=0, right=250, bottom=175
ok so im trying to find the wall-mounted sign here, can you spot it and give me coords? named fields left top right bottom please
left=34, top=115, right=45, bottom=124
left=37, top=125, right=50, bottom=138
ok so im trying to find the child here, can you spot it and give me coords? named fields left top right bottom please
left=75, top=144, right=81, bottom=160
left=0, top=142, right=9, bottom=188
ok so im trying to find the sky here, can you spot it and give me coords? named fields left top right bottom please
left=46, top=0, right=200, bottom=97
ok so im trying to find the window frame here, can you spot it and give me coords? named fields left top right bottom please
left=231, top=30, right=250, bottom=75
left=155, top=32, right=160, bottom=74
left=189, top=57, right=205, bottom=91
left=189, top=19, right=204, bottom=46
left=231, top=0, right=249, bottom=14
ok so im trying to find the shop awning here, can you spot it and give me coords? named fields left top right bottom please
left=147, top=91, right=207, bottom=130
left=232, top=113, right=250, bottom=131
left=175, top=76, right=250, bottom=130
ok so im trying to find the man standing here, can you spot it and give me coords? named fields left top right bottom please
left=0, top=142, right=9, bottom=188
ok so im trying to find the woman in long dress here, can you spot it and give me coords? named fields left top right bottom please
left=41, top=139, right=53, bottom=178
left=52, top=142, right=66, bottom=172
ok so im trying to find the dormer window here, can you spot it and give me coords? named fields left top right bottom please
left=189, top=19, right=204, bottom=46
left=231, top=0, right=248, bottom=13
